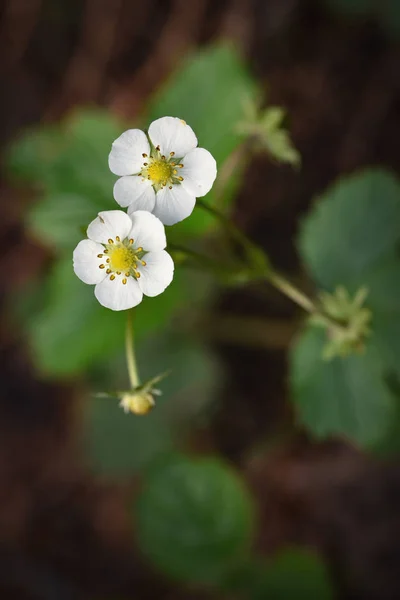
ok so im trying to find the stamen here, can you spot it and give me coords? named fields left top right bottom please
left=104, top=249, right=108, bottom=254
left=106, top=258, right=110, bottom=263
left=143, top=162, right=148, bottom=166
left=141, top=260, right=147, bottom=266
left=116, top=236, right=120, bottom=242
left=178, top=176, right=184, bottom=181
left=97, top=254, right=103, bottom=258
left=169, top=186, right=172, bottom=189
left=178, top=164, right=184, bottom=168
left=129, top=239, right=134, bottom=244
left=136, top=247, right=143, bottom=252
left=122, top=278, right=127, bottom=285
left=170, top=151, right=175, bottom=156
left=156, top=145, right=160, bottom=151
left=108, top=238, right=114, bottom=244
left=106, top=268, right=111, bottom=274
left=99, top=264, right=105, bottom=269
left=142, top=153, right=148, bottom=157
left=161, top=155, right=166, bottom=160
left=110, top=274, right=115, bottom=281
left=125, top=272, right=130, bottom=277
left=117, top=271, right=121, bottom=275
left=173, top=169, right=177, bottom=174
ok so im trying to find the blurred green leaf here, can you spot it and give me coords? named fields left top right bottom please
left=237, top=104, right=300, bottom=167
left=6, top=125, right=64, bottom=188
left=82, top=396, right=174, bottom=478
left=27, top=258, right=125, bottom=376
left=7, top=108, right=121, bottom=205
left=290, top=326, right=396, bottom=447
left=28, top=193, right=99, bottom=251
left=25, top=257, right=187, bottom=376
left=147, top=43, right=260, bottom=240
left=244, top=548, right=334, bottom=599
left=298, top=169, right=400, bottom=290
left=135, top=454, right=255, bottom=584
left=83, top=334, right=219, bottom=477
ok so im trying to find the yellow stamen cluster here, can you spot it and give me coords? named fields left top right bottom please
left=140, top=147, right=184, bottom=191
left=98, top=238, right=147, bottom=282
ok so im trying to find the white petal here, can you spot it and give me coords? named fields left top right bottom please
left=180, top=148, right=217, bottom=197
left=73, top=239, right=106, bottom=284
left=128, top=210, right=166, bottom=252
left=94, top=274, right=143, bottom=311
left=148, top=117, right=197, bottom=157
left=137, top=251, right=174, bottom=297
left=153, top=184, right=196, bottom=226
left=108, top=129, right=150, bottom=176
left=87, top=210, right=132, bottom=244
left=114, top=175, right=156, bottom=210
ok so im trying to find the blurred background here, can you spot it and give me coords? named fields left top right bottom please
left=1, top=0, right=400, bottom=598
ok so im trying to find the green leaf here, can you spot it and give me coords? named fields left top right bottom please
left=289, top=326, right=396, bottom=447
left=24, top=257, right=186, bottom=376
left=83, top=334, right=219, bottom=477
left=6, top=125, right=64, bottom=188
left=82, top=396, right=174, bottom=478
left=244, top=549, right=334, bottom=599
left=353, top=257, right=400, bottom=380
left=264, top=127, right=301, bottom=167
left=134, top=454, right=255, bottom=584
left=27, top=193, right=99, bottom=251
left=27, top=258, right=125, bottom=376
left=7, top=108, right=121, bottom=206
left=298, top=169, right=400, bottom=290
left=146, top=43, right=259, bottom=240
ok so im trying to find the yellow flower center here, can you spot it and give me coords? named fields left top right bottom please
left=140, top=146, right=185, bottom=191
left=109, top=246, right=136, bottom=272
left=97, top=237, right=147, bottom=283
left=146, top=160, right=173, bottom=184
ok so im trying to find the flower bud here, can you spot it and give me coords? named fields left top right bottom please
left=119, top=391, right=155, bottom=415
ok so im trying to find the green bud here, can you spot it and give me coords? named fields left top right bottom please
left=310, top=286, right=372, bottom=360
left=236, top=98, right=301, bottom=167
left=119, top=390, right=155, bottom=415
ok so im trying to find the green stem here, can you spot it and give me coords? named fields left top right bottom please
left=268, top=271, right=316, bottom=314
left=196, top=198, right=250, bottom=248
left=125, top=309, right=140, bottom=389
left=196, top=199, right=342, bottom=329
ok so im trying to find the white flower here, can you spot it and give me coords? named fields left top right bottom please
left=73, top=210, right=174, bottom=311
left=109, top=116, right=217, bottom=226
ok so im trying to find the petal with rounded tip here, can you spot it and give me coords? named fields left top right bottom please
left=180, top=148, right=217, bottom=197
left=87, top=210, right=132, bottom=244
left=153, top=184, right=196, bottom=226
left=128, top=210, right=166, bottom=252
left=94, top=274, right=143, bottom=311
left=108, top=129, right=150, bottom=176
left=73, top=239, right=107, bottom=284
left=137, top=250, right=174, bottom=297
left=148, top=117, right=197, bottom=157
